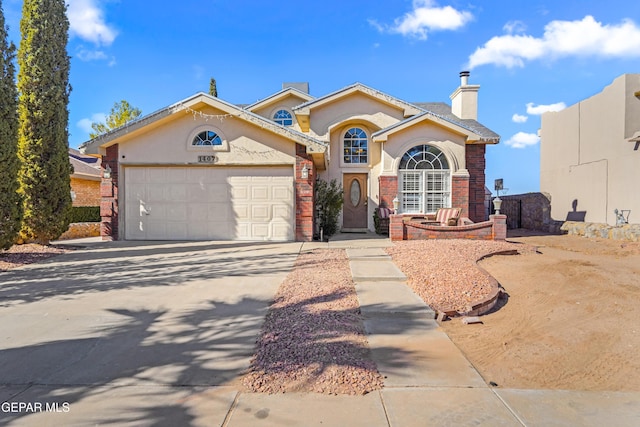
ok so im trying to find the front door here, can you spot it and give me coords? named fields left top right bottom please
left=343, top=173, right=368, bottom=229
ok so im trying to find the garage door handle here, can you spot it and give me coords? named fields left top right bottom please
left=140, top=206, right=151, bottom=215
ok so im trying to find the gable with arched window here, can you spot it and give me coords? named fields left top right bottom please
left=398, top=144, right=451, bottom=213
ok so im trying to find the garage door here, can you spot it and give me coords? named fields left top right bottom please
left=124, top=166, right=294, bottom=241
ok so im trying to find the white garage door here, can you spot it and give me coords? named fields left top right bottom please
left=124, top=166, right=294, bottom=241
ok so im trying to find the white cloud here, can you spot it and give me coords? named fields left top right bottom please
left=503, top=20, right=526, bottom=34
left=468, top=15, right=640, bottom=69
left=371, top=0, right=473, bottom=40
left=512, top=113, right=528, bottom=123
left=66, top=0, right=117, bottom=46
left=77, top=113, right=106, bottom=133
left=526, top=102, right=566, bottom=115
left=504, top=132, right=540, bottom=149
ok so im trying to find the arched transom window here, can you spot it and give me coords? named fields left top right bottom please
left=343, top=127, right=368, bottom=164
left=273, top=109, right=293, bottom=126
left=192, top=130, right=222, bottom=146
left=398, top=144, right=451, bottom=214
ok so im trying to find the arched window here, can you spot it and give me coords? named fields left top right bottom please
left=192, top=130, right=222, bottom=146
left=273, top=109, right=293, bottom=126
left=343, top=127, right=368, bottom=164
left=398, top=144, right=451, bottom=214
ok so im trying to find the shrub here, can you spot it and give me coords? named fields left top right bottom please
left=68, top=206, right=100, bottom=223
left=315, top=178, right=343, bottom=238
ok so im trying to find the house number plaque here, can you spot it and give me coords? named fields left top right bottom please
left=197, top=155, right=217, bottom=164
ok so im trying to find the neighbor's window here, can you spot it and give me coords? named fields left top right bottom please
left=343, top=127, right=368, bottom=164
left=398, top=144, right=451, bottom=214
left=192, top=130, right=222, bottom=146
left=273, top=109, right=293, bottom=126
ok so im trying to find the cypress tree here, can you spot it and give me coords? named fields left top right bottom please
left=0, top=0, right=21, bottom=249
left=209, top=77, right=217, bottom=97
left=17, top=0, right=72, bottom=243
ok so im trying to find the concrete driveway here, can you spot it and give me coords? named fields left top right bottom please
left=0, top=240, right=302, bottom=426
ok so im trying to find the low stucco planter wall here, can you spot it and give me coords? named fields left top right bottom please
left=58, top=222, right=101, bottom=240
left=561, top=221, right=640, bottom=242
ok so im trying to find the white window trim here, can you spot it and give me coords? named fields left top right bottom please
left=270, top=107, right=295, bottom=127
left=187, top=125, right=229, bottom=152
left=340, top=126, right=370, bottom=168
left=399, top=170, right=451, bottom=214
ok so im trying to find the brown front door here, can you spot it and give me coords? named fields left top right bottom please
left=343, top=173, right=368, bottom=229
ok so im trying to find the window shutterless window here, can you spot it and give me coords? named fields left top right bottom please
left=273, top=109, right=293, bottom=126
left=398, top=145, right=450, bottom=214
left=343, top=127, right=368, bottom=164
left=192, top=130, right=222, bottom=146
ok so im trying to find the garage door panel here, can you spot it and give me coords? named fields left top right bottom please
left=272, top=185, right=291, bottom=201
left=272, top=223, right=291, bottom=240
left=251, top=205, right=270, bottom=220
left=125, top=166, right=293, bottom=241
left=273, top=204, right=291, bottom=220
left=251, top=186, right=269, bottom=200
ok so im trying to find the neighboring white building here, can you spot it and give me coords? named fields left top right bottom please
left=540, top=74, right=640, bottom=226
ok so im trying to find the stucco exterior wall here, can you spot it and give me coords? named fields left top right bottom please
left=307, top=93, right=405, bottom=138
left=116, top=106, right=296, bottom=166
left=540, top=74, right=640, bottom=225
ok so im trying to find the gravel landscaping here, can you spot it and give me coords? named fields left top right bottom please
left=0, top=244, right=69, bottom=271
left=242, top=249, right=383, bottom=395
left=387, top=239, right=534, bottom=313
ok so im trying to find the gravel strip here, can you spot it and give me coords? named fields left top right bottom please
left=0, top=244, right=69, bottom=271
left=242, top=249, right=383, bottom=395
left=386, top=240, right=535, bottom=313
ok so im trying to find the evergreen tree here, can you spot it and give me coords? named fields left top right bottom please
left=90, top=100, right=141, bottom=138
left=209, top=77, right=217, bottom=97
left=17, top=0, right=72, bottom=244
left=0, top=0, right=21, bottom=249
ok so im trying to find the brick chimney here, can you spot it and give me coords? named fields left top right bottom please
left=450, top=71, right=480, bottom=120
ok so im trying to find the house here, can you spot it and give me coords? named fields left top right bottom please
left=69, top=148, right=101, bottom=207
left=540, top=74, right=640, bottom=226
left=80, top=71, right=499, bottom=241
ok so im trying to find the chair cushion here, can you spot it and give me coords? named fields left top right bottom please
left=435, top=208, right=460, bottom=226
left=378, top=207, right=393, bottom=219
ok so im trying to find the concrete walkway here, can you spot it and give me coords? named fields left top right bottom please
left=222, top=234, right=639, bottom=427
left=2, top=235, right=639, bottom=426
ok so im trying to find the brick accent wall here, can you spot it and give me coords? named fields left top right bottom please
left=451, top=174, right=469, bottom=219
left=70, top=177, right=100, bottom=206
left=378, top=175, right=398, bottom=209
left=466, top=144, right=487, bottom=223
left=295, top=144, right=315, bottom=241
left=390, top=214, right=506, bottom=241
left=100, top=145, right=119, bottom=241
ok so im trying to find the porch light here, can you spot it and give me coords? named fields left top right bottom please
left=70, top=190, right=76, bottom=201
left=103, top=164, right=112, bottom=179
left=392, top=196, right=399, bottom=213
left=301, top=164, right=309, bottom=179
left=493, top=197, right=502, bottom=214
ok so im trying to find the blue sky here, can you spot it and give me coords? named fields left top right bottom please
left=4, top=0, right=640, bottom=195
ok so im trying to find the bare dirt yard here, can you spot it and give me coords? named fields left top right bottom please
left=440, top=233, right=640, bottom=391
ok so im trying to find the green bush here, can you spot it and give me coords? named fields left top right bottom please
left=68, top=206, right=100, bottom=223
left=315, top=178, right=343, bottom=238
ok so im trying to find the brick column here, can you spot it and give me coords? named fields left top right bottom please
left=490, top=214, right=507, bottom=240
left=466, top=144, right=487, bottom=222
left=295, top=144, right=315, bottom=241
left=100, top=144, right=119, bottom=241
left=378, top=175, right=398, bottom=209
left=451, top=173, right=470, bottom=219
left=389, top=214, right=404, bottom=241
